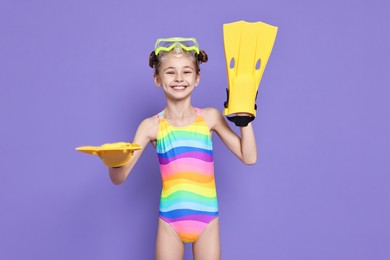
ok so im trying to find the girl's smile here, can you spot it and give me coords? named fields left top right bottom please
left=170, top=85, right=188, bottom=91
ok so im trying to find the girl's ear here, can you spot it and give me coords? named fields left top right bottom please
left=154, top=74, right=161, bottom=87
left=195, top=73, right=200, bottom=86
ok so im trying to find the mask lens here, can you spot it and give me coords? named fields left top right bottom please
left=179, top=40, right=196, bottom=48
left=155, top=38, right=199, bottom=55
left=157, top=40, right=175, bottom=48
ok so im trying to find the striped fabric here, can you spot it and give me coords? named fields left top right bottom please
left=156, top=108, right=218, bottom=243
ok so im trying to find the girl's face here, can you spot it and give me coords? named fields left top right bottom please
left=154, top=52, right=200, bottom=100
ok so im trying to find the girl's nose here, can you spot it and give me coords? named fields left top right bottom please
left=174, top=74, right=184, bottom=82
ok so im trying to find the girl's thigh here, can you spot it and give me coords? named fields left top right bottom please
left=155, top=217, right=184, bottom=260
left=192, top=217, right=221, bottom=260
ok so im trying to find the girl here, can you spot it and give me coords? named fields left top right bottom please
left=107, top=37, right=257, bottom=260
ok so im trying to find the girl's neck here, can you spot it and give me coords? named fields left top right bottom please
left=164, top=99, right=195, bottom=119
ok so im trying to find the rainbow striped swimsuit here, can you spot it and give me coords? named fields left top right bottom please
left=156, top=108, right=218, bottom=243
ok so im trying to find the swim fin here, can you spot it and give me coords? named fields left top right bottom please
left=223, top=20, right=278, bottom=126
left=76, top=142, right=142, bottom=167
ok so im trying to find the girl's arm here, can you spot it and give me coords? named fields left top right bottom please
left=108, top=116, right=158, bottom=185
left=203, top=107, right=257, bottom=165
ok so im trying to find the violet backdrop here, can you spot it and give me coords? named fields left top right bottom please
left=0, top=0, right=389, bottom=259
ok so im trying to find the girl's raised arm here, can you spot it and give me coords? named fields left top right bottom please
left=203, top=107, right=257, bottom=165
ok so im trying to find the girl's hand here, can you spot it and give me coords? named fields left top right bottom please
left=99, top=150, right=134, bottom=168
left=235, top=113, right=253, bottom=116
left=226, top=113, right=255, bottom=127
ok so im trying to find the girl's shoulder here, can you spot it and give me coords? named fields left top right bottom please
left=137, top=114, right=159, bottom=140
left=198, top=107, right=224, bottom=131
left=142, top=114, right=160, bottom=125
left=199, top=107, right=222, bottom=118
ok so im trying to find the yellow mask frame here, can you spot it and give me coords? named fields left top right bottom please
left=155, top=37, right=200, bottom=55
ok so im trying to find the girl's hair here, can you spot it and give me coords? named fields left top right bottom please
left=149, top=49, right=208, bottom=75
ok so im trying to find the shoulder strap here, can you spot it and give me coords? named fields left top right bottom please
left=194, top=107, right=201, bottom=115
left=157, top=111, right=164, bottom=119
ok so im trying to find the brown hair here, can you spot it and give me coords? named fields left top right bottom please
left=149, top=50, right=208, bottom=75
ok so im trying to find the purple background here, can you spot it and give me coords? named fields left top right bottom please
left=1, top=0, right=389, bottom=259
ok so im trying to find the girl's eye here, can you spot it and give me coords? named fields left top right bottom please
left=166, top=71, right=175, bottom=75
left=184, top=71, right=192, bottom=74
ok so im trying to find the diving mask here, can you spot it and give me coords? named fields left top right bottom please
left=154, top=37, right=200, bottom=55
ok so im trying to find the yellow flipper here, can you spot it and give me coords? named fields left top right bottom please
left=76, top=142, right=142, bottom=167
left=223, top=20, right=278, bottom=125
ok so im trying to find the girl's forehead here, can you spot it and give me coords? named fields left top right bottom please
left=159, top=54, right=196, bottom=68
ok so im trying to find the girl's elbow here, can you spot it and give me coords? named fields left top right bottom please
left=244, top=159, right=257, bottom=165
left=111, top=178, right=125, bottom=185
left=242, top=156, right=257, bottom=165
left=109, top=169, right=128, bottom=185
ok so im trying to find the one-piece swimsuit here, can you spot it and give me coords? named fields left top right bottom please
left=156, top=108, right=219, bottom=243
